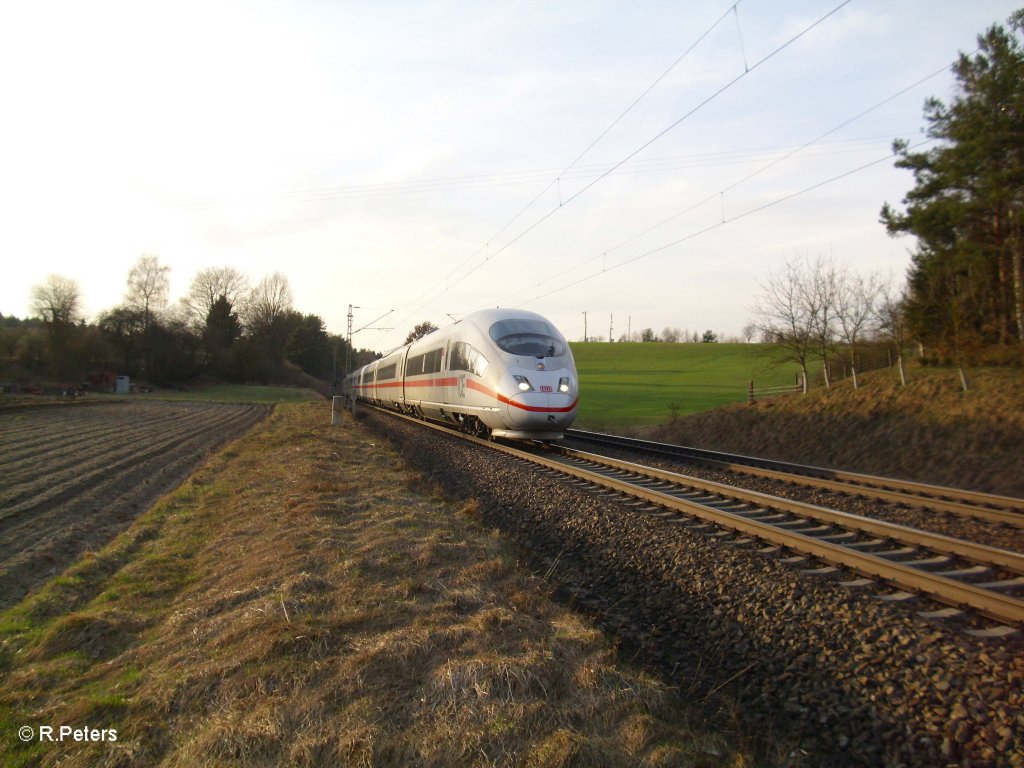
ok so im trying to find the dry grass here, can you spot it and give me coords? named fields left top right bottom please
left=1, top=403, right=748, bottom=767
left=647, top=365, right=1024, bottom=497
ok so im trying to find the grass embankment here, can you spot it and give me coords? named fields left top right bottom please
left=0, top=402, right=747, bottom=767
left=570, top=342, right=807, bottom=431
left=647, top=365, right=1024, bottom=498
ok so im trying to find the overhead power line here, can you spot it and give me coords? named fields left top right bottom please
left=496, top=58, right=959, bottom=307
left=385, top=0, right=854, bottom=337
left=159, top=135, right=909, bottom=210
left=511, top=138, right=935, bottom=308
left=380, top=1, right=745, bottom=340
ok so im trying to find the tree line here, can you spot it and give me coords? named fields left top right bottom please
left=881, top=10, right=1023, bottom=368
left=751, top=255, right=901, bottom=391
left=1, top=257, right=376, bottom=391
left=756, top=11, right=1023, bottom=385
left=613, top=328, right=728, bottom=344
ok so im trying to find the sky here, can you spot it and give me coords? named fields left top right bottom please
left=1, top=0, right=1021, bottom=351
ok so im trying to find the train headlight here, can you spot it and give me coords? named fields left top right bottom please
left=558, top=377, right=571, bottom=393
left=513, top=375, right=534, bottom=392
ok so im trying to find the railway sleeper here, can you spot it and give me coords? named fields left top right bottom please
left=779, top=555, right=808, bottom=564
left=818, top=531, right=859, bottom=543
left=788, top=524, right=833, bottom=535
left=977, top=576, right=1024, bottom=592
left=871, top=546, right=919, bottom=559
left=843, top=538, right=886, bottom=549
left=934, top=565, right=993, bottom=578
left=876, top=591, right=918, bottom=603
left=801, top=565, right=841, bottom=576
left=902, top=555, right=954, bottom=568
left=918, top=606, right=964, bottom=619
left=837, top=577, right=875, bottom=588
left=686, top=522, right=716, bottom=531
left=774, top=518, right=816, bottom=529
left=745, top=513, right=789, bottom=523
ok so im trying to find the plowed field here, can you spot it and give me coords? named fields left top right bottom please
left=0, top=400, right=272, bottom=609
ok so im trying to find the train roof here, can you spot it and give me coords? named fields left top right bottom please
left=373, top=308, right=564, bottom=358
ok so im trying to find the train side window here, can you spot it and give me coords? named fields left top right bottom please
left=467, top=346, right=488, bottom=377
left=378, top=364, right=397, bottom=380
left=450, top=341, right=489, bottom=377
left=449, top=342, right=467, bottom=372
left=407, top=355, right=423, bottom=376
left=423, top=348, right=443, bottom=374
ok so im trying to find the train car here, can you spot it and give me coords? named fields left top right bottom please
left=345, top=308, right=578, bottom=440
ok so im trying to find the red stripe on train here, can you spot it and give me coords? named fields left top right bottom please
left=466, top=379, right=577, bottom=413
left=355, top=378, right=577, bottom=414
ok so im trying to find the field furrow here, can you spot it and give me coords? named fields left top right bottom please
left=0, top=406, right=131, bottom=449
left=0, top=412, right=177, bottom=470
left=0, top=402, right=236, bottom=460
left=0, top=400, right=272, bottom=609
left=0, top=405, right=255, bottom=512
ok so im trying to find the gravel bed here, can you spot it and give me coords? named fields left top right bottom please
left=368, top=412, right=1024, bottom=768
left=561, top=438, right=1024, bottom=555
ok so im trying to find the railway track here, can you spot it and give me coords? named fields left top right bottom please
left=564, top=429, right=1024, bottom=528
left=370, top=408, right=1024, bottom=632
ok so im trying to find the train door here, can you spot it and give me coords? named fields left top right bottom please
left=442, top=342, right=458, bottom=410
left=450, top=341, right=468, bottom=403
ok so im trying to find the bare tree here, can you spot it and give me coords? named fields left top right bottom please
left=243, top=272, right=293, bottom=332
left=181, top=266, right=250, bottom=330
left=122, top=255, right=171, bottom=376
left=834, top=271, right=882, bottom=389
left=877, top=280, right=910, bottom=386
left=741, top=322, right=757, bottom=343
left=126, top=255, right=170, bottom=331
left=30, top=274, right=82, bottom=328
left=661, top=327, right=681, bottom=343
left=751, top=257, right=817, bottom=392
left=808, top=256, right=842, bottom=388
left=29, top=274, right=83, bottom=371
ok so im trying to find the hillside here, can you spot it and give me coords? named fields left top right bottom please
left=642, top=365, right=1024, bottom=498
left=570, top=342, right=809, bottom=430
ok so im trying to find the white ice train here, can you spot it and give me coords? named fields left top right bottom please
left=344, top=308, right=578, bottom=440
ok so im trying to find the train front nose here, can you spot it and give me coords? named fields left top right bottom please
left=504, top=393, right=577, bottom=430
left=502, top=372, right=578, bottom=435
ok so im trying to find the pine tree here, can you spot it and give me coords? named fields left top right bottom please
left=881, top=11, right=1024, bottom=363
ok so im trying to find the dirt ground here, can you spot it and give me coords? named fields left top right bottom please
left=0, top=399, right=271, bottom=610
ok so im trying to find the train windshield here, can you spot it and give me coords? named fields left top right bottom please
left=489, top=318, right=567, bottom=358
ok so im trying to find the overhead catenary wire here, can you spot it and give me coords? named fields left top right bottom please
left=161, top=135, right=905, bottom=208
left=383, top=0, right=854, bottom=340
left=510, top=137, right=935, bottom=309
left=380, top=0, right=746, bottom=341
left=494, top=57, right=959, bottom=308
left=163, top=135, right=909, bottom=210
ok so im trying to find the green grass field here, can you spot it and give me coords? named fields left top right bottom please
left=570, top=342, right=808, bottom=430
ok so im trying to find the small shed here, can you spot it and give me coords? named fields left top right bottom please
left=115, top=375, right=130, bottom=395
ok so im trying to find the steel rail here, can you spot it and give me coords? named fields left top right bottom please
left=556, top=447, right=1024, bottom=575
left=565, top=429, right=1024, bottom=527
left=369, top=408, right=1024, bottom=627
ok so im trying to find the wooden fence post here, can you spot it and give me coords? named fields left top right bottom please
left=748, top=380, right=755, bottom=404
